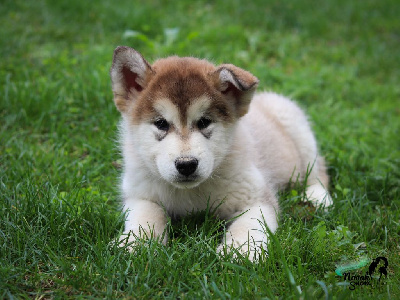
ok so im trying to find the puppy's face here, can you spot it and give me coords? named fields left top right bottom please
left=110, top=47, right=258, bottom=188
left=133, top=95, right=236, bottom=189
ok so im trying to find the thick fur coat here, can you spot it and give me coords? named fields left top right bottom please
left=110, top=46, right=331, bottom=260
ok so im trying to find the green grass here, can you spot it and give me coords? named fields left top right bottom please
left=1, top=0, right=399, bottom=298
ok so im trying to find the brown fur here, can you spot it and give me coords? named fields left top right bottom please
left=110, top=47, right=259, bottom=128
left=131, top=57, right=234, bottom=125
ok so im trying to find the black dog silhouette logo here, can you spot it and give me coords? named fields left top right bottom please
left=367, top=257, right=388, bottom=281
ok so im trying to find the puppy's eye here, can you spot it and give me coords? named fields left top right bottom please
left=154, top=118, right=170, bottom=131
left=197, top=117, right=212, bottom=130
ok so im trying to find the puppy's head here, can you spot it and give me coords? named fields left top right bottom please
left=110, top=46, right=258, bottom=188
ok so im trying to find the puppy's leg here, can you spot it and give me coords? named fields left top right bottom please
left=259, top=93, right=332, bottom=207
left=305, top=156, right=332, bottom=207
left=120, top=199, right=168, bottom=248
left=218, top=203, right=278, bottom=261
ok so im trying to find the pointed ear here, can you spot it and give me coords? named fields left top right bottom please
left=212, top=64, right=259, bottom=117
left=110, top=46, right=154, bottom=113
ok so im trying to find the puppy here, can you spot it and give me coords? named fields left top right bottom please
left=110, top=46, right=331, bottom=260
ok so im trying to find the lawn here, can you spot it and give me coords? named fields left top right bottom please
left=1, top=0, right=399, bottom=298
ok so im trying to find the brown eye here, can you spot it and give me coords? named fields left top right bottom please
left=154, top=118, right=169, bottom=131
left=197, top=117, right=212, bottom=130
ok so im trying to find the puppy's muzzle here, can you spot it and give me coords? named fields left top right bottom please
left=175, top=157, right=198, bottom=177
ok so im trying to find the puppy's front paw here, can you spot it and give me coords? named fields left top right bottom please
left=116, top=231, right=141, bottom=251
left=305, top=183, right=332, bottom=208
left=217, top=237, right=266, bottom=262
left=116, top=228, right=168, bottom=252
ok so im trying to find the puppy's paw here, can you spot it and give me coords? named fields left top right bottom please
left=115, top=228, right=168, bottom=252
left=305, top=183, right=333, bottom=208
left=116, top=232, right=141, bottom=252
left=217, top=238, right=266, bottom=262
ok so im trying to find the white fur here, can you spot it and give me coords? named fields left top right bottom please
left=118, top=92, right=331, bottom=260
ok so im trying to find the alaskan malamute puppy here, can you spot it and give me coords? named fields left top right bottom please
left=110, top=46, right=331, bottom=260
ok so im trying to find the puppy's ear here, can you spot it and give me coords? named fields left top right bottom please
left=110, top=46, right=154, bottom=113
left=212, top=64, right=259, bottom=117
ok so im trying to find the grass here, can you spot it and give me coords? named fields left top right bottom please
left=1, top=0, right=399, bottom=298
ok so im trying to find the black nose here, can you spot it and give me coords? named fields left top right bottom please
left=175, top=157, right=198, bottom=177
